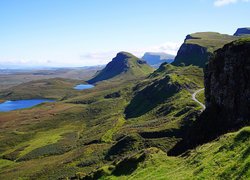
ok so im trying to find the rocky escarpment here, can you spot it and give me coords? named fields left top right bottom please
left=234, top=27, right=250, bottom=36
left=172, top=42, right=211, bottom=68
left=204, top=39, right=250, bottom=127
left=172, top=32, right=237, bottom=68
left=169, top=38, right=250, bottom=155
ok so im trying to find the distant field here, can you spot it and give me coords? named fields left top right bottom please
left=0, top=66, right=102, bottom=90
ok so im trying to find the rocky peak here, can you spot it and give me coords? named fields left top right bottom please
left=88, top=52, right=153, bottom=84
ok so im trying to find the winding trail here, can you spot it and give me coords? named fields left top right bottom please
left=192, top=88, right=206, bottom=110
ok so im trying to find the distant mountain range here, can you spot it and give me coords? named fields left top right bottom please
left=141, top=52, right=175, bottom=68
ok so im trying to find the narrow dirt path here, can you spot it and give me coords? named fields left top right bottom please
left=192, top=88, right=205, bottom=110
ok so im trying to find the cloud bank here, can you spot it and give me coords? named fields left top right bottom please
left=0, top=42, right=181, bottom=68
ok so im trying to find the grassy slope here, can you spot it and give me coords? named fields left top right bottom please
left=195, top=88, right=205, bottom=105
left=99, top=126, right=250, bottom=180
left=186, top=32, right=238, bottom=52
left=0, top=78, right=138, bottom=179
left=0, top=64, right=205, bottom=179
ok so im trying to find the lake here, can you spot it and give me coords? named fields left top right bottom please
left=74, top=84, right=94, bottom=90
left=0, top=99, right=55, bottom=112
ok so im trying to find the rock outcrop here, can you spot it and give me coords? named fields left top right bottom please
left=204, top=38, right=250, bottom=127
left=172, top=42, right=211, bottom=68
left=234, top=27, right=250, bottom=36
left=172, top=32, right=237, bottom=68
left=168, top=38, right=250, bottom=155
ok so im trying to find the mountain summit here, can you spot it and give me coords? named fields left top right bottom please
left=88, top=52, right=153, bottom=84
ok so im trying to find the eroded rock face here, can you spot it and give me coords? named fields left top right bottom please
left=173, top=43, right=211, bottom=68
left=205, top=40, right=250, bottom=126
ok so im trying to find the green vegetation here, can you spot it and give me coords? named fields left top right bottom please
left=0, top=63, right=205, bottom=179
left=0, top=78, right=84, bottom=100
left=0, top=52, right=248, bottom=179
left=94, top=126, right=250, bottom=179
left=232, top=37, right=250, bottom=45
left=101, top=118, right=125, bottom=143
left=195, top=88, right=205, bottom=105
left=186, top=32, right=238, bottom=52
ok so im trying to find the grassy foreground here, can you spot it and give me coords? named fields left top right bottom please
left=98, top=126, right=250, bottom=179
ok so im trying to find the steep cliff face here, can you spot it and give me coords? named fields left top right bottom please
left=172, top=43, right=211, bottom=67
left=234, top=27, right=250, bottom=36
left=205, top=39, right=250, bottom=126
left=169, top=38, right=250, bottom=155
left=172, top=32, right=237, bottom=68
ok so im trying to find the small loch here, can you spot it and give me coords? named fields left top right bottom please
left=0, top=99, right=55, bottom=112
left=74, top=84, right=94, bottom=90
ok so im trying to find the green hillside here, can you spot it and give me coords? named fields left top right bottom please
left=96, top=126, right=250, bottom=179
left=0, top=39, right=249, bottom=179
left=0, top=64, right=204, bottom=179
left=88, top=52, right=154, bottom=84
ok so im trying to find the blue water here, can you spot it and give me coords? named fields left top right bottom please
left=0, top=99, right=55, bottom=112
left=74, top=84, right=94, bottom=90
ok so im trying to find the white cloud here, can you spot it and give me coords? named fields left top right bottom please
left=79, top=42, right=181, bottom=66
left=148, top=42, right=181, bottom=56
left=0, top=42, right=181, bottom=68
left=214, top=0, right=250, bottom=7
left=80, top=51, right=117, bottom=65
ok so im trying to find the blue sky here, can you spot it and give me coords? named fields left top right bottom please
left=0, top=0, right=249, bottom=68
